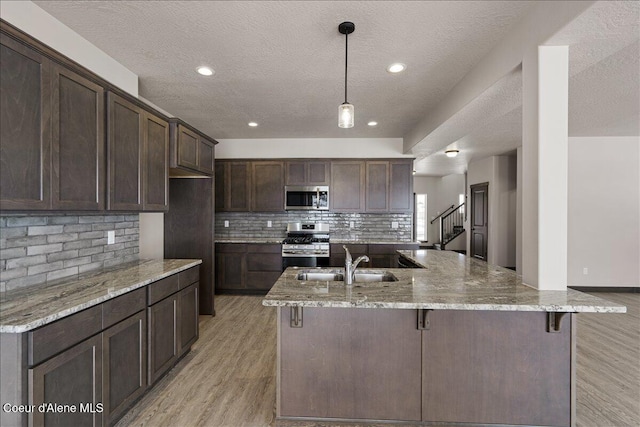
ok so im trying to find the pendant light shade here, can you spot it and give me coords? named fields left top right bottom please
left=339, top=102, right=354, bottom=128
left=338, top=22, right=355, bottom=128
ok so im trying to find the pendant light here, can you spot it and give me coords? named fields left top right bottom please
left=338, top=21, right=355, bottom=128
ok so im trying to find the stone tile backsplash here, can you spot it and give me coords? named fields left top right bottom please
left=215, top=212, right=413, bottom=242
left=0, top=214, right=139, bottom=292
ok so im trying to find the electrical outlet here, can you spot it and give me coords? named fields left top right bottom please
left=224, top=220, right=229, bottom=228
left=107, top=230, right=115, bottom=245
left=391, top=221, right=399, bottom=229
left=583, top=267, right=588, bottom=275
left=267, top=221, right=272, bottom=228
left=349, top=221, right=354, bottom=228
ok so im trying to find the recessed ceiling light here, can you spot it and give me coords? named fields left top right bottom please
left=196, top=66, right=214, bottom=76
left=445, top=149, right=459, bottom=158
left=248, top=122, right=258, bottom=127
left=367, top=121, right=378, bottom=126
left=386, top=63, right=406, bottom=73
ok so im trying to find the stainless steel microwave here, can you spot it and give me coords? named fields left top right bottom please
left=284, top=186, right=329, bottom=210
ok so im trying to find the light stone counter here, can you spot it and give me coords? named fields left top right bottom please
left=215, top=238, right=283, bottom=244
left=0, top=259, right=201, bottom=333
left=262, top=250, right=625, bottom=313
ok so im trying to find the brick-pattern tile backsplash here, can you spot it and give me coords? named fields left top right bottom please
left=215, top=212, right=413, bottom=242
left=0, top=214, right=139, bottom=292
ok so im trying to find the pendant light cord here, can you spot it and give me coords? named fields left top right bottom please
left=344, top=31, right=348, bottom=103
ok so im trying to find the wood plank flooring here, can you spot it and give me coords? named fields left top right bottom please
left=116, top=293, right=639, bottom=427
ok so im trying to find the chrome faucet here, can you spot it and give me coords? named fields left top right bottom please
left=343, top=245, right=369, bottom=286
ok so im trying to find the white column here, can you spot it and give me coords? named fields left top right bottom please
left=522, top=46, right=569, bottom=290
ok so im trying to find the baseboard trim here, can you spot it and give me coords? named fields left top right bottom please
left=569, top=286, right=640, bottom=293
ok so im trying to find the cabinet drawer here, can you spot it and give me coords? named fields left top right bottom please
left=216, top=243, right=247, bottom=253
left=147, top=273, right=180, bottom=305
left=247, top=244, right=281, bottom=254
left=28, top=305, right=102, bottom=366
left=179, top=266, right=199, bottom=289
left=102, top=287, right=146, bottom=329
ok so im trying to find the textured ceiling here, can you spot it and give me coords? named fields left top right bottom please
left=32, top=1, right=640, bottom=176
left=33, top=0, right=536, bottom=140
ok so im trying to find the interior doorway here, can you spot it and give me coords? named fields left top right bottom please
left=470, top=183, right=489, bottom=261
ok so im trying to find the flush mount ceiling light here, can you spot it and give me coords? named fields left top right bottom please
left=387, top=63, right=406, bottom=73
left=248, top=122, right=258, bottom=127
left=367, top=121, right=378, bottom=126
left=445, top=149, right=459, bottom=158
left=338, top=21, right=355, bottom=128
left=196, top=66, right=214, bottom=76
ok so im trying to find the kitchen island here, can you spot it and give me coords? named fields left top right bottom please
left=262, top=250, right=625, bottom=427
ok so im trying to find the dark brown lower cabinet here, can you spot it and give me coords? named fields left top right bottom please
left=216, top=243, right=282, bottom=293
left=422, top=310, right=572, bottom=426
left=29, top=334, right=103, bottom=427
left=148, top=294, right=178, bottom=385
left=103, top=311, right=147, bottom=425
left=279, top=307, right=422, bottom=421
left=148, top=278, right=200, bottom=384
left=178, top=283, right=199, bottom=356
left=278, top=307, right=574, bottom=427
left=246, top=244, right=282, bottom=291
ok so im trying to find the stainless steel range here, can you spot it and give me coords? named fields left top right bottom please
left=282, top=222, right=330, bottom=269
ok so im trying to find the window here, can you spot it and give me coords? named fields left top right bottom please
left=459, top=193, right=465, bottom=216
left=415, top=194, right=427, bottom=241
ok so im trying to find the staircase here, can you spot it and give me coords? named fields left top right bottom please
left=431, top=203, right=465, bottom=250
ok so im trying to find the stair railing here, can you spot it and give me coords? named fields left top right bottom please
left=439, top=203, right=465, bottom=249
left=430, top=205, right=455, bottom=225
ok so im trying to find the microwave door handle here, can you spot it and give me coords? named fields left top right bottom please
left=316, top=188, right=320, bottom=209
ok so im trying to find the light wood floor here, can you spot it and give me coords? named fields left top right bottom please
left=117, top=293, right=639, bottom=427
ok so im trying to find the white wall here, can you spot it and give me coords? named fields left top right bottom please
left=467, top=155, right=517, bottom=267
left=216, top=138, right=410, bottom=159
left=568, top=136, right=640, bottom=287
left=413, top=174, right=465, bottom=246
left=0, top=1, right=138, bottom=96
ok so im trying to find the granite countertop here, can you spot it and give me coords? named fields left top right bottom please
left=0, top=259, right=201, bottom=333
left=215, top=238, right=419, bottom=245
left=262, top=250, right=625, bottom=313
left=216, top=238, right=284, bottom=244
left=330, top=240, right=420, bottom=245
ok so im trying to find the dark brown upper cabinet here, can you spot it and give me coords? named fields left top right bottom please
left=143, top=113, right=169, bottom=211
left=331, top=161, right=365, bottom=212
left=51, top=64, right=105, bottom=211
left=1, top=34, right=105, bottom=211
left=0, top=34, right=52, bottom=210
left=364, top=159, right=414, bottom=213
left=389, top=159, right=413, bottom=212
left=365, top=161, right=390, bottom=212
left=169, top=120, right=216, bottom=176
left=215, top=161, right=252, bottom=212
left=107, top=92, right=169, bottom=211
left=252, top=161, right=284, bottom=212
left=285, top=160, right=330, bottom=185
left=108, top=92, right=142, bottom=210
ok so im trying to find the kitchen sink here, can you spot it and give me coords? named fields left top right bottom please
left=352, top=272, right=398, bottom=282
left=296, top=270, right=398, bottom=283
left=296, top=272, right=344, bottom=281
